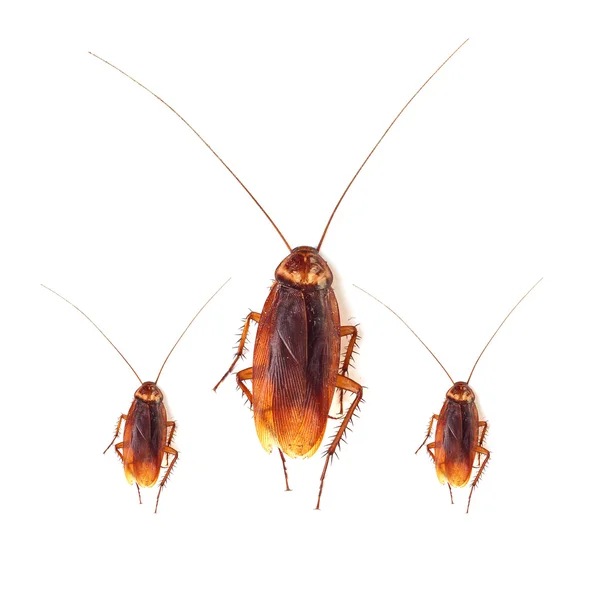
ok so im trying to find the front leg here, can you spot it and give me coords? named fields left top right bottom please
left=337, top=325, right=360, bottom=414
left=214, top=312, right=261, bottom=391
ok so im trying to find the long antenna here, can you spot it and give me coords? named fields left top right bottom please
left=467, top=278, right=543, bottom=384
left=155, top=278, right=230, bottom=384
left=88, top=52, right=292, bottom=253
left=41, top=284, right=143, bottom=385
left=353, top=284, right=454, bottom=384
left=317, top=39, right=469, bottom=252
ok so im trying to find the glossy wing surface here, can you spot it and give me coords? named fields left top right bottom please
left=122, top=399, right=167, bottom=488
left=434, top=400, right=478, bottom=487
left=253, top=285, right=340, bottom=458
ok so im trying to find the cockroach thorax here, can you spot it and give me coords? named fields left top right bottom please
left=134, top=382, right=164, bottom=403
left=446, top=382, right=475, bottom=403
left=275, top=246, right=333, bottom=290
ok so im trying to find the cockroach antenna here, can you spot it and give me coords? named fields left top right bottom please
left=316, top=38, right=469, bottom=251
left=88, top=52, right=292, bottom=253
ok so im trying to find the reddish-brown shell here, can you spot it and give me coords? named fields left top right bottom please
left=122, top=382, right=167, bottom=487
left=252, top=247, right=341, bottom=458
left=434, top=382, right=479, bottom=487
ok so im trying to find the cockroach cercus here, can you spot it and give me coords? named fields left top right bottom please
left=42, top=280, right=228, bottom=512
left=89, top=39, right=468, bottom=508
left=355, top=278, right=542, bottom=512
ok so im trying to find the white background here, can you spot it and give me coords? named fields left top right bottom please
left=1, top=1, right=598, bottom=598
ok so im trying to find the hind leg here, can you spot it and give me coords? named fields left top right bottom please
left=317, top=374, right=364, bottom=509
left=467, top=446, right=490, bottom=513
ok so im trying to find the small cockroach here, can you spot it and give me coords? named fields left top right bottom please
left=42, top=280, right=228, bottom=512
left=88, top=40, right=467, bottom=508
left=355, top=279, right=542, bottom=512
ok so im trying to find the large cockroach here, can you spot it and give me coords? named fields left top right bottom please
left=355, top=278, right=542, bottom=512
left=89, top=40, right=467, bottom=508
left=42, top=281, right=228, bottom=512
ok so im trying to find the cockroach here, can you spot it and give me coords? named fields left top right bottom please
left=42, top=280, right=228, bottom=512
left=88, top=40, right=468, bottom=508
left=355, top=278, right=542, bottom=512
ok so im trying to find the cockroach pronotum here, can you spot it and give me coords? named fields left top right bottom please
left=355, top=278, right=542, bottom=512
left=42, top=280, right=228, bottom=512
left=88, top=39, right=468, bottom=508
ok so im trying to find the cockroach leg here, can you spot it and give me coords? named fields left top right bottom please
left=278, top=448, right=291, bottom=491
left=114, top=441, right=124, bottom=462
left=235, top=367, right=254, bottom=407
left=447, top=484, right=454, bottom=505
left=213, top=312, right=261, bottom=391
left=475, top=421, right=488, bottom=467
left=163, top=421, right=177, bottom=467
left=136, top=483, right=142, bottom=505
left=467, top=446, right=490, bottom=514
left=337, top=325, right=360, bottom=414
left=103, top=414, right=128, bottom=454
left=426, top=442, right=436, bottom=462
left=415, top=414, right=439, bottom=454
left=316, top=374, right=364, bottom=510
left=155, top=446, right=178, bottom=513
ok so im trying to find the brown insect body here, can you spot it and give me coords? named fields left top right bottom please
left=434, top=382, right=478, bottom=488
left=253, top=246, right=340, bottom=458
left=355, top=279, right=542, bottom=512
left=122, top=382, right=168, bottom=487
left=217, top=245, right=362, bottom=508
left=43, top=281, right=228, bottom=511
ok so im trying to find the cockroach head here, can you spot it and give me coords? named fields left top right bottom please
left=446, top=381, right=475, bottom=403
left=275, top=246, right=333, bottom=290
left=135, top=382, right=164, bottom=403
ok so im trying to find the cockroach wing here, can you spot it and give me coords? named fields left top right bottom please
left=253, top=285, right=341, bottom=458
left=434, top=400, right=479, bottom=488
left=122, top=399, right=168, bottom=488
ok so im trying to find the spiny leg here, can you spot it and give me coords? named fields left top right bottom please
left=135, top=483, right=142, bottom=505
left=476, top=421, right=488, bottom=467
left=103, top=414, right=128, bottom=454
left=337, top=325, right=360, bottom=414
left=213, top=312, right=261, bottom=391
left=317, top=374, right=364, bottom=510
left=467, top=446, right=490, bottom=514
left=426, top=442, right=436, bottom=462
left=163, top=421, right=177, bottom=467
left=415, top=414, right=439, bottom=454
left=278, top=448, right=291, bottom=491
left=114, top=441, right=124, bottom=462
left=236, top=367, right=254, bottom=407
left=155, top=446, right=178, bottom=513
left=166, top=421, right=177, bottom=446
